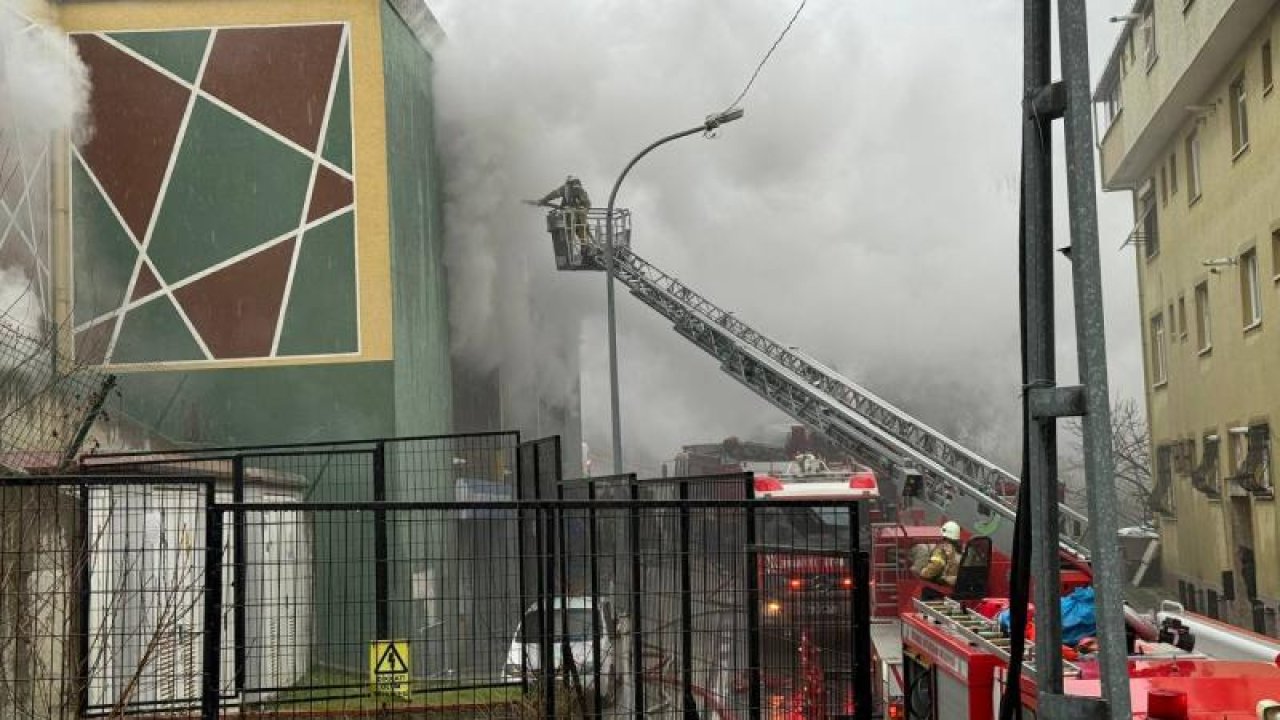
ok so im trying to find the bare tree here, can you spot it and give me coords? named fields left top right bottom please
left=1062, top=397, right=1153, bottom=528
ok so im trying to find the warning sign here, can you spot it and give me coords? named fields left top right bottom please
left=369, top=640, right=410, bottom=698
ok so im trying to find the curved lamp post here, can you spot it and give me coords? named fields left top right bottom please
left=603, top=108, right=745, bottom=473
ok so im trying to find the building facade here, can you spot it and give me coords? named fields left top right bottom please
left=58, top=0, right=455, bottom=450
left=1096, top=0, right=1280, bottom=630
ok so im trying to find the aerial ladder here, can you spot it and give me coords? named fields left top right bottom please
left=544, top=208, right=1092, bottom=564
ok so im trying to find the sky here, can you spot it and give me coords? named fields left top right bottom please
left=431, top=0, right=1141, bottom=477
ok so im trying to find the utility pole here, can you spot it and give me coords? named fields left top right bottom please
left=1021, top=0, right=1130, bottom=717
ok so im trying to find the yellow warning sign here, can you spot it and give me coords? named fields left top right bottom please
left=369, top=640, right=410, bottom=698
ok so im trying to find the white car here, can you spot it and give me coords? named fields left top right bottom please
left=502, top=596, right=619, bottom=701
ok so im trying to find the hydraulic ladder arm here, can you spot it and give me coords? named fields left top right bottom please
left=547, top=210, right=1091, bottom=563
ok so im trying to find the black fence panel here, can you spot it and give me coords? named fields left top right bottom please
left=0, top=474, right=219, bottom=720
left=30, top=434, right=876, bottom=719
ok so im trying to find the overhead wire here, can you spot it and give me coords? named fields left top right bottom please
left=721, top=0, right=809, bottom=114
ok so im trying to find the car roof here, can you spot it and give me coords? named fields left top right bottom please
left=756, top=480, right=879, bottom=501
left=523, top=596, right=608, bottom=613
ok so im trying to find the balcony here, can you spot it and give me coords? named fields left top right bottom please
left=1096, top=0, right=1275, bottom=189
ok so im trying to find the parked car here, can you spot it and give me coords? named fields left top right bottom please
left=502, top=596, right=619, bottom=702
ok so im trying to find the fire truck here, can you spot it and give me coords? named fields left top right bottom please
left=540, top=197, right=1280, bottom=715
left=751, top=457, right=878, bottom=635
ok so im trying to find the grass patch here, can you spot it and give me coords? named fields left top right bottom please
left=256, top=668, right=522, bottom=713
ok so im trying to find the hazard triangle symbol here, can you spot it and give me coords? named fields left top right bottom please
left=376, top=643, right=408, bottom=674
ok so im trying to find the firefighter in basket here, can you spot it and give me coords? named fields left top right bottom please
left=528, top=175, right=593, bottom=243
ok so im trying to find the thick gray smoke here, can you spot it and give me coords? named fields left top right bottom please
left=0, top=0, right=91, bottom=334
left=433, top=1, right=1142, bottom=476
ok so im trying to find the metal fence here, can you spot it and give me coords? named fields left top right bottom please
left=0, top=322, right=116, bottom=473
left=0, top=474, right=221, bottom=719
left=12, top=435, right=872, bottom=719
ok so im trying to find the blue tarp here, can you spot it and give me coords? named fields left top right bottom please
left=1060, top=586, right=1097, bottom=646
left=995, top=586, right=1097, bottom=646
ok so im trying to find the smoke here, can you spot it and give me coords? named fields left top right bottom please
left=433, top=1, right=1143, bottom=475
left=0, top=1, right=90, bottom=143
left=0, top=0, right=91, bottom=335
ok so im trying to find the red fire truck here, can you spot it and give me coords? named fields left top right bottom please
left=860, top=495, right=1280, bottom=719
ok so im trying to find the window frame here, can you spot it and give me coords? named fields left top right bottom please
left=1264, top=40, right=1274, bottom=95
left=1186, top=129, right=1202, bottom=203
left=1141, top=187, right=1160, bottom=258
left=1241, top=248, right=1262, bottom=329
left=1142, top=4, right=1158, bottom=71
left=1272, top=228, right=1280, bottom=283
left=1195, top=281, right=1212, bottom=353
left=1230, top=72, right=1250, bottom=157
left=1177, top=294, right=1188, bottom=342
left=1151, top=311, right=1169, bottom=387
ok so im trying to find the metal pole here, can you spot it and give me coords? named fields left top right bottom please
left=76, top=485, right=91, bottom=720
left=200, top=486, right=224, bottom=720
left=743, top=476, right=762, bottom=720
left=851, top=504, right=872, bottom=720
left=1022, top=0, right=1063, bottom=691
left=1057, top=1, right=1131, bottom=715
left=629, top=479, right=646, bottom=719
left=373, top=442, right=389, bottom=640
left=678, top=481, right=697, bottom=717
left=232, top=455, right=247, bottom=692
left=603, top=110, right=745, bottom=474
left=587, top=481, right=605, bottom=719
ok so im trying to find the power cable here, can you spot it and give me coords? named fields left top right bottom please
left=722, top=0, right=809, bottom=113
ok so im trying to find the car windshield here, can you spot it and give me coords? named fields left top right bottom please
left=519, top=607, right=598, bottom=643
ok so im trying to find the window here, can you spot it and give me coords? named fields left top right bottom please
left=1151, top=312, right=1168, bottom=386
left=1168, top=302, right=1177, bottom=336
left=1142, top=4, right=1158, bottom=70
left=1241, top=248, right=1262, bottom=327
left=1141, top=188, right=1160, bottom=257
left=1195, top=281, right=1212, bottom=351
left=1100, top=80, right=1123, bottom=129
left=1186, top=130, right=1202, bottom=201
left=1178, top=295, right=1188, bottom=341
left=1160, top=167, right=1169, bottom=206
left=1191, top=434, right=1221, bottom=498
left=1264, top=41, right=1274, bottom=93
left=1230, top=424, right=1272, bottom=495
left=1273, top=229, right=1280, bottom=280
left=1153, top=445, right=1175, bottom=515
left=1169, top=153, right=1178, bottom=195
left=1230, top=73, right=1250, bottom=155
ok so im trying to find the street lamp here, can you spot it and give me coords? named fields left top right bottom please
left=602, top=107, right=746, bottom=473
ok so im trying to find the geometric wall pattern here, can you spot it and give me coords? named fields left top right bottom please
left=70, top=23, right=358, bottom=366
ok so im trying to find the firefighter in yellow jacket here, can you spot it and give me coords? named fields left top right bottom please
left=920, top=521, right=962, bottom=586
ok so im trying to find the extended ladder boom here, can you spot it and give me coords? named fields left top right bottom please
left=548, top=210, right=1091, bottom=562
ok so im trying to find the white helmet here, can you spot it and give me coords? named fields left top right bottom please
left=941, top=521, right=961, bottom=541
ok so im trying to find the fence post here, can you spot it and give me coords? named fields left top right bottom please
left=629, top=479, right=645, bottom=719
left=515, top=445, right=531, bottom=696
left=232, top=455, right=247, bottom=692
left=373, top=442, right=389, bottom=639
left=76, top=484, right=91, bottom=719
left=743, top=477, right=762, bottom=720
left=587, top=480, right=604, bottom=719
left=201, top=488, right=225, bottom=720
left=541, top=504, right=558, bottom=719
left=679, top=481, right=698, bottom=718
left=850, top=503, right=872, bottom=720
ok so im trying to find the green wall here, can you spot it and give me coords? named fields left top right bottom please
left=382, top=1, right=453, bottom=444
left=110, top=362, right=396, bottom=447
